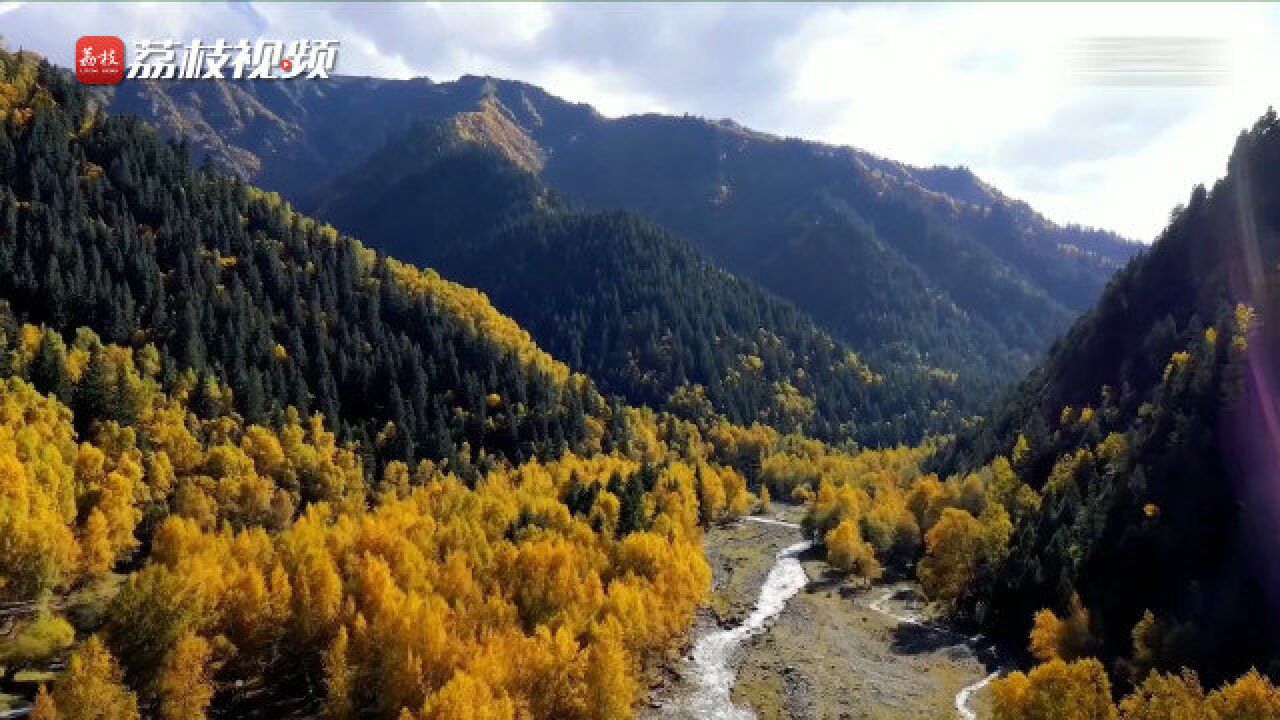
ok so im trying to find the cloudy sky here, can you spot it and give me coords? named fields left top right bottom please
left=2, top=2, right=1278, bottom=241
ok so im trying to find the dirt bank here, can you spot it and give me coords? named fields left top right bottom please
left=644, top=506, right=997, bottom=719
left=732, top=560, right=993, bottom=720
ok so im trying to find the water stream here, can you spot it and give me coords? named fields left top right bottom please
left=865, top=586, right=999, bottom=719
left=664, top=519, right=997, bottom=719
left=955, top=670, right=1000, bottom=720
left=676, top=517, right=812, bottom=720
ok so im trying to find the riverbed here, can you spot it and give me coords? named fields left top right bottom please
left=644, top=510, right=996, bottom=720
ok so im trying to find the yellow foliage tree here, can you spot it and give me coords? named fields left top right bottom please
left=52, top=636, right=139, bottom=720
left=824, top=519, right=882, bottom=580
left=30, top=684, right=58, bottom=720
left=417, top=671, right=515, bottom=720
left=992, top=658, right=1117, bottom=720
left=1118, top=670, right=1205, bottom=720
left=80, top=508, right=113, bottom=580
left=156, top=631, right=213, bottom=720
left=323, top=627, right=355, bottom=720
left=583, top=624, right=637, bottom=720
left=1205, top=669, right=1280, bottom=718
left=917, top=508, right=984, bottom=604
left=1029, top=594, right=1095, bottom=662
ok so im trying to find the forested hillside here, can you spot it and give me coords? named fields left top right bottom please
left=737, top=108, right=1280, bottom=719
left=3, top=57, right=628, bottom=474
left=305, top=111, right=958, bottom=444
left=0, top=47, right=774, bottom=720
left=930, top=108, right=1280, bottom=692
left=537, top=113, right=1133, bottom=379
left=7, top=36, right=1280, bottom=720
left=8, top=44, right=1038, bottom=720
left=440, top=211, right=950, bottom=445
left=107, top=74, right=1138, bottom=424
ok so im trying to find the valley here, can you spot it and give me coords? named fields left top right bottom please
left=646, top=509, right=996, bottom=720
left=106, top=74, right=1141, bottom=443
left=0, top=28, right=1279, bottom=720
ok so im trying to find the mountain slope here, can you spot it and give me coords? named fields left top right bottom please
left=106, top=75, right=1139, bottom=418
left=438, top=211, right=953, bottom=445
left=938, top=110, right=1280, bottom=683
left=0, top=49, right=764, bottom=720
left=2, top=53, right=610, bottom=472
left=537, top=112, right=1126, bottom=358
left=305, top=112, right=954, bottom=444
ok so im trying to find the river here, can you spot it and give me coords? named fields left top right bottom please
left=655, top=516, right=997, bottom=719
left=666, top=517, right=812, bottom=719
left=865, top=586, right=1001, bottom=720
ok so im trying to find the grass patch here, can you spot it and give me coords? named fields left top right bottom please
left=14, top=669, right=57, bottom=684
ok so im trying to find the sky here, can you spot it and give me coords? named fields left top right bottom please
left=2, top=2, right=1278, bottom=241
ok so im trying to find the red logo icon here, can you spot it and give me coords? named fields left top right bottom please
left=75, top=36, right=125, bottom=84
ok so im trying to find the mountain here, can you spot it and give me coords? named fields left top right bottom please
left=437, top=209, right=957, bottom=445
left=299, top=111, right=963, bottom=444
left=937, top=109, right=1280, bottom=684
left=105, top=74, right=1140, bottom=429
left=0, top=48, right=762, bottom=720
left=13, top=39, right=1280, bottom=719
left=2, top=54, right=613, bottom=473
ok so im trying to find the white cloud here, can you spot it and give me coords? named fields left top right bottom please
left=770, top=3, right=1280, bottom=239
left=2, top=1, right=1278, bottom=240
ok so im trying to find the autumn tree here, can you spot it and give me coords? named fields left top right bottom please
left=0, top=613, right=74, bottom=684
left=583, top=624, right=636, bottom=720
left=417, top=672, right=515, bottom=720
left=1029, top=594, right=1096, bottom=662
left=1205, top=670, right=1280, bottom=718
left=1117, top=670, right=1205, bottom=720
left=991, top=658, right=1117, bottom=720
left=917, top=507, right=1008, bottom=604
left=1124, top=610, right=1194, bottom=685
left=105, top=564, right=206, bottom=691
left=323, top=627, right=355, bottom=720
left=156, top=631, right=213, bottom=720
left=824, top=519, right=881, bottom=580
left=52, top=636, right=140, bottom=720
left=80, top=509, right=113, bottom=580
left=30, top=684, right=58, bottom=720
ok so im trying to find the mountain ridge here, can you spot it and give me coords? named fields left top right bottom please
left=305, top=112, right=956, bottom=444
left=937, top=108, right=1280, bottom=683
left=106, top=72, right=1140, bottom=426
